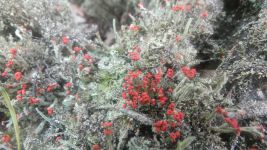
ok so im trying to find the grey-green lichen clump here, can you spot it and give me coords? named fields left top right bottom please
left=0, top=0, right=267, bottom=150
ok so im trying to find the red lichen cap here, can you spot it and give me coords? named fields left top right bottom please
left=61, top=36, right=70, bottom=44
left=2, top=134, right=11, bottom=143
left=101, top=122, right=113, bottom=127
left=14, top=71, right=23, bottom=81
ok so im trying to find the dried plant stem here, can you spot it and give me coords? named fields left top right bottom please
left=0, top=87, right=21, bottom=150
left=210, top=126, right=264, bottom=139
left=95, top=105, right=153, bottom=125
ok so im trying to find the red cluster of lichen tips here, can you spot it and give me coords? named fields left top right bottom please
left=153, top=109, right=184, bottom=142
left=128, top=46, right=141, bottom=61
left=101, top=122, right=113, bottom=136
left=181, top=66, right=197, bottom=79
left=122, top=69, right=185, bottom=142
left=122, top=69, right=171, bottom=109
left=64, top=82, right=73, bottom=95
left=216, top=106, right=240, bottom=134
